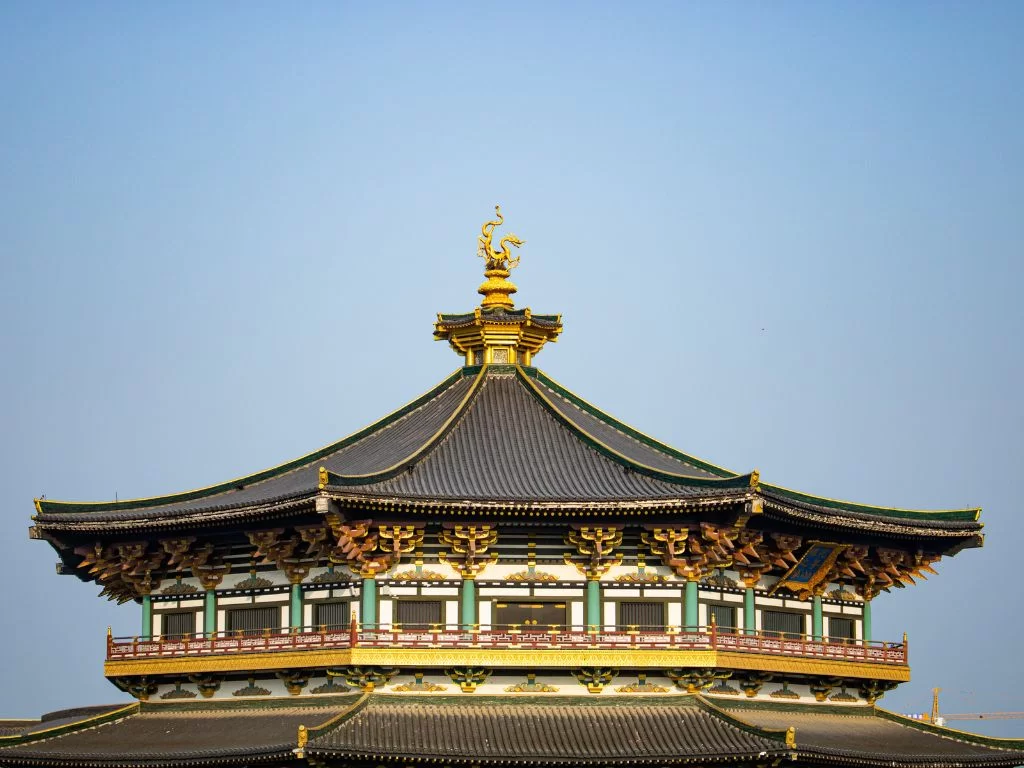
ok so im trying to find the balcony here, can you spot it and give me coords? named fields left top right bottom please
left=105, top=624, right=909, bottom=682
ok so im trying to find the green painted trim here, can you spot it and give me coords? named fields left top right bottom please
left=863, top=600, right=872, bottom=642
left=692, top=696, right=793, bottom=744
left=361, top=577, right=377, bottom=628
left=763, top=484, right=980, bottom=521
left=711, top=697, right=876, bottom=716
left=36, top=369, right=469, bottom=514
left=204, top=589, right=216, bottom=638
left=290, top=583, right=302, bottom=630
left=326, top=365, right=488, bottom=487
left=743, top=588, right=755, bottom=636
left=461, top=579, right=477, bottom=630
left=0, top=703, right=139, bottom=745
left=812, top=595, right=823, bottom=641
left=586, top=580, right=601, bottom=630
left=530, top=368, right=736, bottom=478
left=875, top=707, right=1024, bottom=749
left=141, top=594, right=152, bottom=640
left=518, top=367, right=753, bottom=489
left=685, top=581, right=699, bottom=631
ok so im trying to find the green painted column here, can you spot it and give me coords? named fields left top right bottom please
left=744, top=587, right=756, bottom=635
left=461, top=578, right=476, bottom=630
left=863, top=599, right=872, bottom=642
left=361, top=577, right=378, bottom=628
left=141, top=594, right=152, bottom=639
left=290, top=583, right=303, bottom=630
left=586, top=580, right=601, bottom=630
left=685, top=579, right=699, bottom=631
left=812, top=595, right=823, bottom=640
left=204, top=589, right=216, bottom=638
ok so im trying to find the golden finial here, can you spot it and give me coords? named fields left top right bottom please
left=295, top=724, right=308, bottom=757
left=477, top=205, right=524, bottom=310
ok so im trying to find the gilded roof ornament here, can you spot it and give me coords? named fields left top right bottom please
left=477, top=205, right=523, bottom=309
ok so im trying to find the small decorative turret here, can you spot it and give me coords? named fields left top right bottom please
left=434, top=206, right=562, bottom=366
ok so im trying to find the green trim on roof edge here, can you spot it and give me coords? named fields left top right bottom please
left=35, top=369, right=470, bottom=515
left=321, top=365, right=488, bottom=487
left=0, top=703, right=138, bottom=746
left=764, top=484, right=981, bottom=522
left=528, top=368, right=737, bottom=479
left=875, top=707, right=1024, bottom=750
left=516, top=366, right=754, bottom=490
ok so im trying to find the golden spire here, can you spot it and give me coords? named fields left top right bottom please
left=434, top=206, right=561, bottom=367
left=476, top=205, right=524, bottom=310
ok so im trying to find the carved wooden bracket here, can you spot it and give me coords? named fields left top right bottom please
left=565, top=525, right=623, bottom=580
left=439, top=524, right=498, bottom=578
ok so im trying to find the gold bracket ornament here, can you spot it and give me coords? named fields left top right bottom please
left=321, top=516, right=422, bottom=578
left=641, top=524, right=739, bottom=582
left=75, top=542, right=166, bottom=603
left=276, top=670, right=311, bottom=696
left=330, top=666, right=397, bottom=692
left=247, top=529, right=318, bottom=585
left=666, top=668, right=718, bottom=693
left=446, top=666, right=491, bottom=693
left=439, top=524, right=499, bottom=578
left=575, top=667, right=617, bottom=694
left=476, top=205, right=524, bottom=310
left=188, top=674, right=223, bottom=698
left=564, top=526, right=623, bottom=580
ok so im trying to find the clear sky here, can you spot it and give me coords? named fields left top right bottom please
left=1, top=1, right=1022, bottom=732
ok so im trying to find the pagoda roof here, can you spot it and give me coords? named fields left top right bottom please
left=3, top=695, right=1024, bottom=768
left=32, top=364, right=981, bottom=541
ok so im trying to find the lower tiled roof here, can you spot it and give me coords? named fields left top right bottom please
left=714, top=700, right=1024, bottom=767
left=308, top=694, right=786, bottom=764
left=5, top=693, right=1024, bottom=768
left=0, top=697, right=361, bottom=767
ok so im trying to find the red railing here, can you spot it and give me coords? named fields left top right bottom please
left=107, top=623, right=908, bottom=666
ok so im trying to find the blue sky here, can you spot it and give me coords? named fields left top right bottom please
left=1, top=2, right=1022, bottom=730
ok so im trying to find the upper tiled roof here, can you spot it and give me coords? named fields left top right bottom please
left=32, top=364, right=981, bottom=537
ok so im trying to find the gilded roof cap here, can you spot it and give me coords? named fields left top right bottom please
left=435, top=206, right=562, bottom=367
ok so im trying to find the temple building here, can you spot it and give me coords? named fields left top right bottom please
left=4, top=208, right=1023, bottom=767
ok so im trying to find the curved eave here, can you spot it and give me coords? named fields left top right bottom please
left=763, top=483, right=981, bottom=523
left=33, top=369, right=471, bottom=516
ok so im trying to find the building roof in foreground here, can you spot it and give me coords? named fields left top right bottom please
left=3, top=694, right=1024, bottom=768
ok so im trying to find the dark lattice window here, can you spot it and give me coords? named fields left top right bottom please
left=709, top=604, right=737, bottom=632
left=828, top=616, right=855, bottom=641
left=762, top=610, right=804, bottom=638
left=162, top=611, right=196, bottom=639
left=226, top=606, right=281, bottom=636
left=395, top=600, right=443, bottom=629
left=617, top=601, right=665, bottom=630
left=314, top=601, right=350, bottom=630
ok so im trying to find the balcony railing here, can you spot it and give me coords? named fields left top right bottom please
left=107, top=623, right=908, bottom=666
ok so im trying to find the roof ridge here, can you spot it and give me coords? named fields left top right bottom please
left=531, top=368, right=737, bottom=478
left=0, top=703, right=138, bottom=747
left=35, top=369, right=469, bottom=515
left=325, top=365, right=488, bottom=486
left=692, top=694, right=792, bottom=745
left=517, top=366, right=755, bottom=490
left=875, top=707, right=1024, bottom=750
